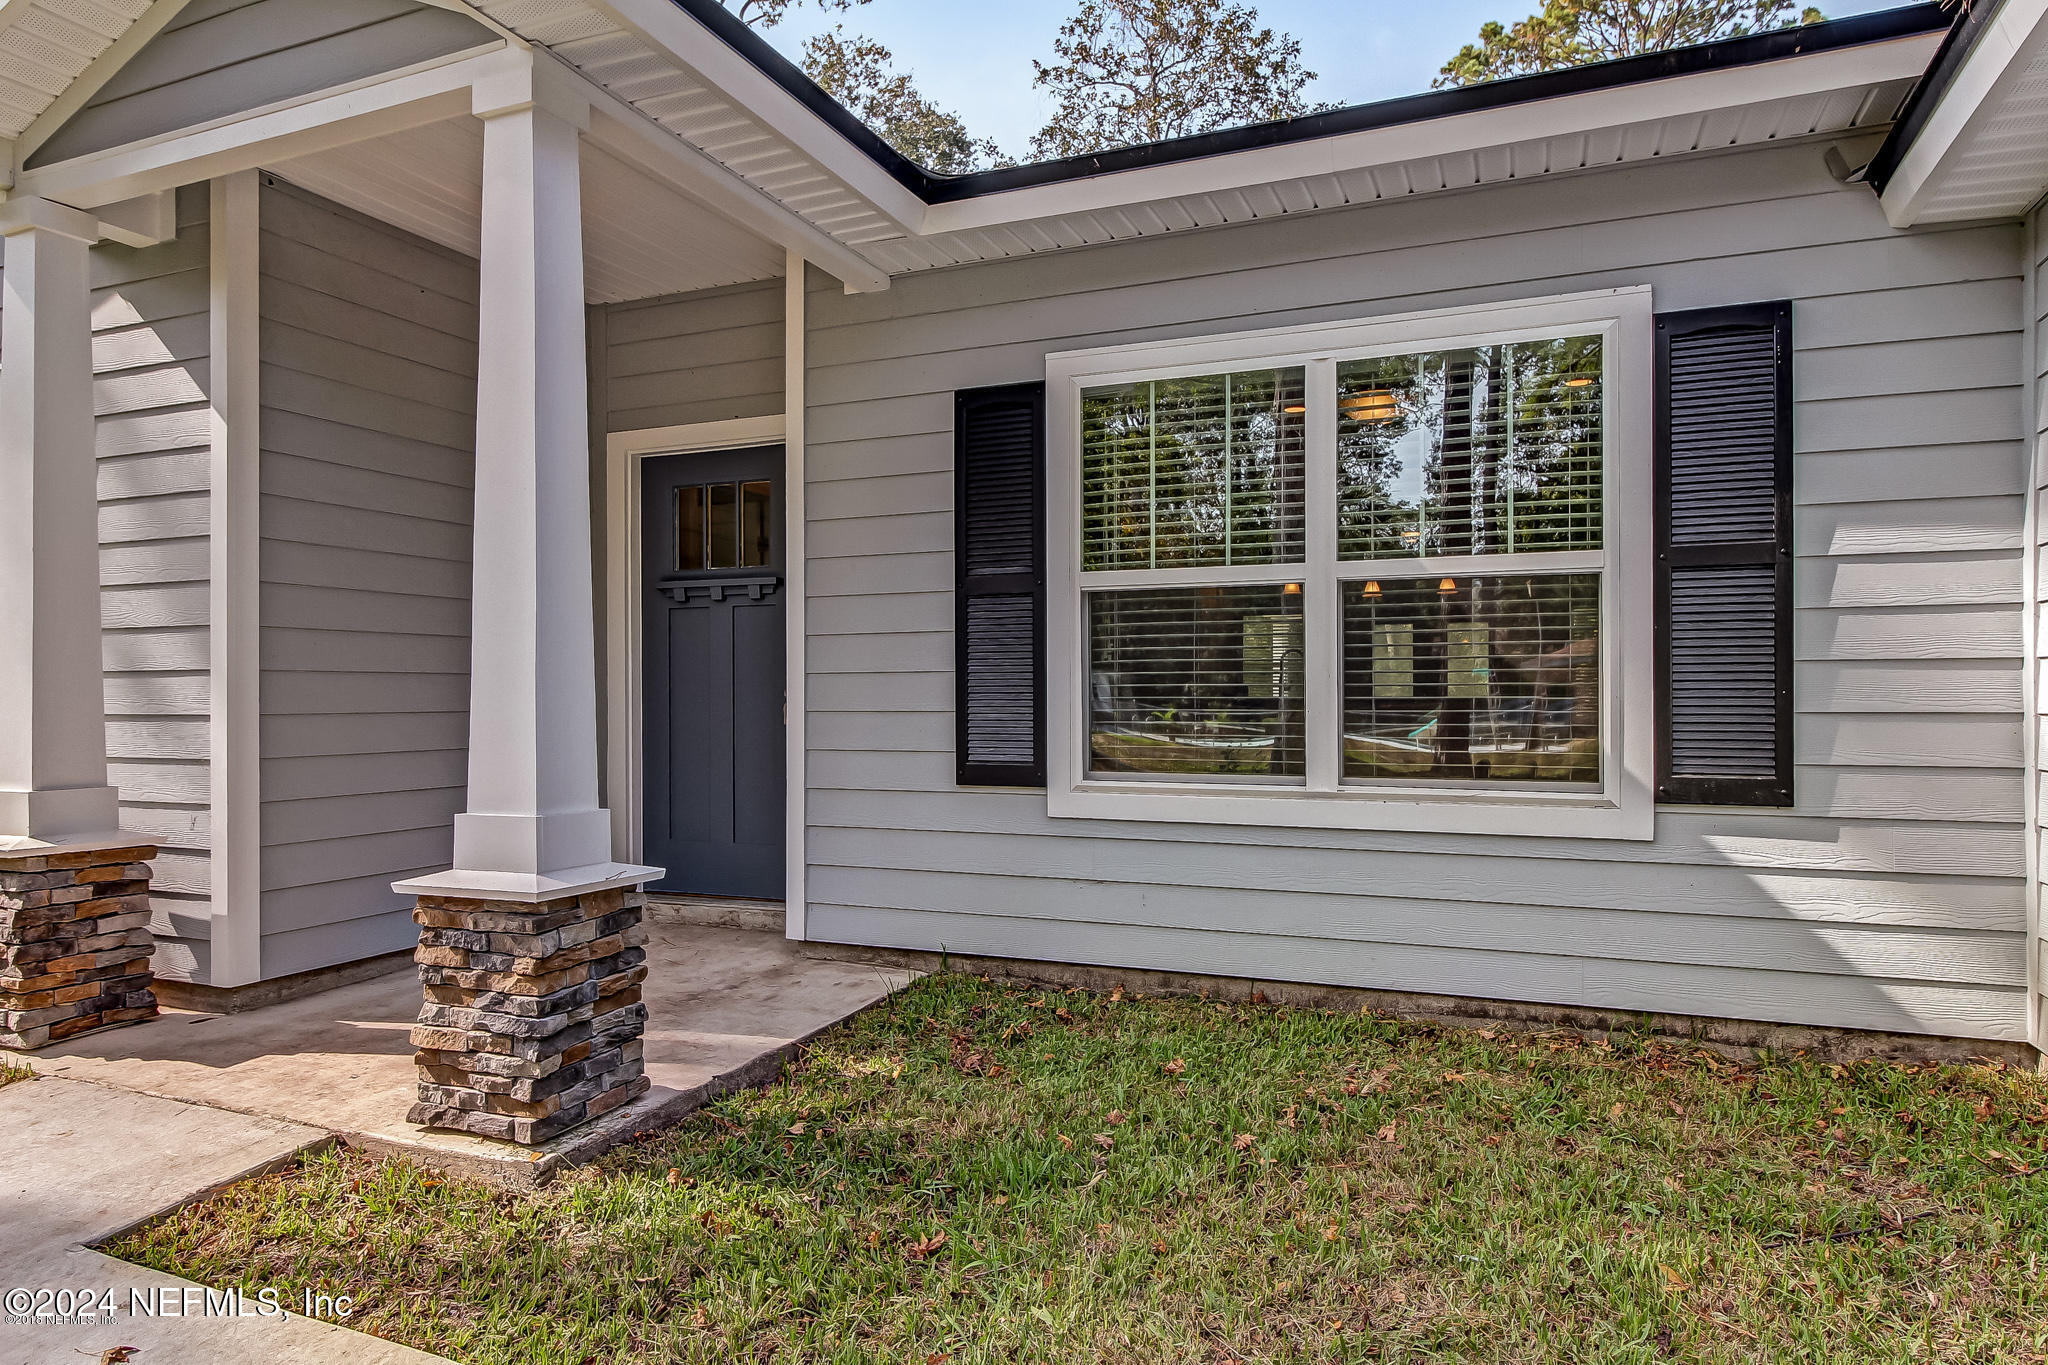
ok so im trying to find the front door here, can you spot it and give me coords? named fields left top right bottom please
left=641, top=446, right=786, bottom=899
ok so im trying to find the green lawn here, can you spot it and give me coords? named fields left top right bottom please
left=112, top=974, right=2048, bottom=1364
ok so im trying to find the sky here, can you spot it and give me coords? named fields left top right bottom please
left=749, top=0, right=1914, bottom=162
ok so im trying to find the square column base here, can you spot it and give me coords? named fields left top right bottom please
left=407, top=884, right=651, bottom=1145
left=0, top=842, right=159, bottom=1050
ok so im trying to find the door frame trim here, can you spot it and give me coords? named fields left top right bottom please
left=604, top=414, right=789, bottom=902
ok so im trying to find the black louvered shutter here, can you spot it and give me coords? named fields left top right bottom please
left=1655, top=302, right=1794, bottom=806
left=955, top=382, right=1046, bottom=786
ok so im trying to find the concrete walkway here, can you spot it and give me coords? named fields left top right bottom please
left=13, top=920, right=915, bottom=1184
left=0, top=1074, right=452, bottom=1365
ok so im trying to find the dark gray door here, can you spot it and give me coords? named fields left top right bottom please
left=642, top=446, right=786, bottom=899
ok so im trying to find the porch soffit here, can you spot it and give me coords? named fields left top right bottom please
left=1873, top=0, right=2048, bottom=226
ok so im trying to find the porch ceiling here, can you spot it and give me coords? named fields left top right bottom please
left=269, top=113, right=788, bottom=302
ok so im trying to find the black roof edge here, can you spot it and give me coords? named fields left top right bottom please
left=1866, top=0, right=1997, bottom=193
left=666, top=0, right=1952, bottom=206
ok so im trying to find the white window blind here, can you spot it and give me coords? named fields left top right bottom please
left=1081, top=367, right=1306, bottom=571
left=1336, top=336, right=1602, bottom=560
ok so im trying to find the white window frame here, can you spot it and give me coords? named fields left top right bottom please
left=1045, top=287, right=1655, bottom=840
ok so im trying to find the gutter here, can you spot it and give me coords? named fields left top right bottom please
left=668, top=0, right=1952, bottom=205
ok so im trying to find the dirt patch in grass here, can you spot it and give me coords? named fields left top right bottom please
left=112, top=974, right=2048, bottom=1363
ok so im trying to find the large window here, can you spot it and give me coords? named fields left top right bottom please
left=1047, top=291, right=1654, bottom=838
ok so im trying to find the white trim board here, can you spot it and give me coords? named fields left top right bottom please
left=784, top=256, right=808, bottom=942
left=602, top=412, right=790, bottom=888
left=207, top=170, right=262, bottom=986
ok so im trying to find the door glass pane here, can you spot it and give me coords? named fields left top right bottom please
left=1087, top=583, right=1306, bottom=783
left=707, top=483, right=739, bottom=568
left=740, top=480, right=773, bottom=567
left=675, top=486, right=705, bottom=571
left=1341, top=572, right=1599, bottom=786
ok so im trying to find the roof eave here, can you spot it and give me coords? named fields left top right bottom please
left=663, top=0, right=1950, bottom=211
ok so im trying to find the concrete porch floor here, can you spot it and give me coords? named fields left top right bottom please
left=5, top=916, right=917, bottom=1186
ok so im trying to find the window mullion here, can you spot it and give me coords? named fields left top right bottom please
left=1304, top=357, right=1340, bottom=792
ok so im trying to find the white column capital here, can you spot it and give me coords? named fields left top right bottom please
left=470, top=47, right=590, bottom=129
left=0, top=196, right=99, bottom=242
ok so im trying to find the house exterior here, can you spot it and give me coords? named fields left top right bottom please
left=3, top=0, right=2047, bottom=1139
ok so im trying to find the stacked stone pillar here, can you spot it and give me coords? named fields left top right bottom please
left=407, top=886, right=650, bottom=1145
left=1, top=843, right=158, bottom=1050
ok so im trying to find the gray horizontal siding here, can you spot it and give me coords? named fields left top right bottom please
left=55, top=183, right=216, bottom=982
left=800, top=138, right=2032, bottom=1041
left=30, top=0, right=495, bottom=168
left=601, top=279, right=784, bottom=433
left=257, top=176, right=476, bottom=980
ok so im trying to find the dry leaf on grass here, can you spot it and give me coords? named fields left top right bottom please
left=1163, top=1058, right=1187, bottom=1076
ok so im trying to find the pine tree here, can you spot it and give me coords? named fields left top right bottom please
left=1438, top=0, right=1826, bottom=87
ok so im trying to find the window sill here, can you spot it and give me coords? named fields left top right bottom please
left=1047, top=780, right=1654, bottom=840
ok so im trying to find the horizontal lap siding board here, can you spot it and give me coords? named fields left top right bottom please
left=801, top=138, right=2031, bottom=1042
left=10, top=184, right=222, bottom=982
left=257, top=178, right=476, bottom=979
left=601, top=280, right=784, bottom=433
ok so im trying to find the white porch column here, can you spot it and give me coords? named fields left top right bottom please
left=425, top=56, right=654, bottom=893
left=0, top=198, right=120, bottom=848
left=396, top=55, right=656, bottom=1145
left=0, top=198, right=160, bottom=1051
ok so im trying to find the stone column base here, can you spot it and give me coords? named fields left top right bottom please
left=407, top=886, right=650, bottom=1145
left=0, top=843, right=159, bottom=1050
